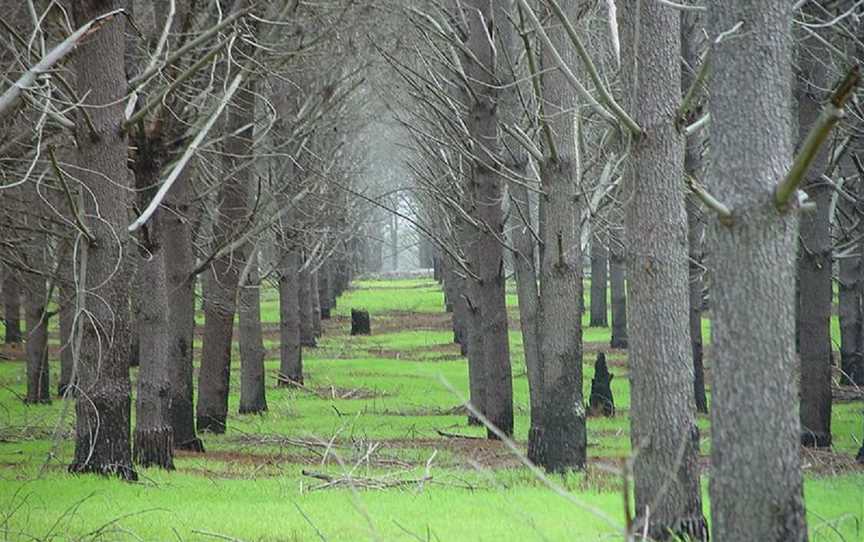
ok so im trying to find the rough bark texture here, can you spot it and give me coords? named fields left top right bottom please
left=510, top=182, right=543, bottom=462
left=68, top=0, right=136, bottom=480
left=609, top=230, right=628, bottom=349
left=57, top=241, right=75, bottom=397
left=796, top=15, right=833, bottom=448
left=239, top=251, right=267, bottom=414
left=463, top=0, right=513, bottom=438
left=3, top=270, right=21, bottom=343
left=23, top=269, right=49, bottom=404
left=351, top=309, right=371, bottom=336
left=707, top=2, right=808, bottom=540
left=278, top=245, right=303, bottom=385
left=130, top=127, right=175, bottom=469
left=534, top=1, right=586, bottom=471
left=682, top=12, right=708, bottom=414
left=620, top=3, right=706, bottom=538
left=589, top=235, right=608, bottom=327
left=838, top=176, right=864, bottom=386
left=311, top=271, right=322, bottom=337
left=163, top=168, right=203, bottom=452
left=298, top=263, right=317, bottom=347
left=318, top=266, right=331, bottom=320
left=197, top=71, right=254, bottom=433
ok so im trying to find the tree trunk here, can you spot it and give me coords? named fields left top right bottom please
left=131, top=132, right=174, bottom=468
left=838, top=246, right=863, bottom=385
left=796, top=14, right=833, bottom=448
left=239, top=250, right=267, bottom=414
left=128, top=261, right=141, bottom=368
left=3, top=269, right=21, bottom=343
left=318, top=266, right=331, bottom=320
left=682, top=11, right=708, bottom=414
left=311, top=270, right=322, bottom=337
left=707, top=1, right=808, bottom=540
left=609, top=229, right=628, bottom=349
left=510, top=182, right=543, bottom=462
left=299, top=262, right=317, bottom=347
left=197, top=71, right=255, bottom=433
left=534, top=1, right=587, bottom=471
left=23, top=261, right=49, bottom=404
left=278, top=244, right=303, bottom=385
left=57, top=239, right=75, bottom=397
left=68, top=0, right=136, bottom=480
left=463, top=0, right=513, bottom=438
left=620, top=3, right=706, bottom=537
left=589, top=234, right=608, bottom=327
left=163, top=167, right=203, bottom=452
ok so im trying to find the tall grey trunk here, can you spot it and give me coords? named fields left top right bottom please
left=318, top=266, right=331, bottom=320
left=239, top=250, right=267, bottom=414
left=707, top=1, right=808, bottom=540
left=299, top=262, right=317, bottom=347
left=128, top=262, right=141, bottom=368
left=131, top=129, right=174, bottom=469
left=57, top=239, right=75, bottom=397
left=589, top=235, right=608, bottom=327
left=509, top=182, right=543, bottom=462
left=278, top=244, right=303, bottom=385
left=609, top=229, right=628, bottom=348
left=458, top=221, right=486, bottom=423
left=197, top=74, right=255, bottom=434
left=163, top=168, right=203, bottom=451
left=682, top=10, right=707, bottom=414
left=839, top=172, right=864, bottom=386
left=2, top=269, right=21, bottom=343
left=68, top=0, right=136, bottom=480
left=620, top=3, right=706, bottom=537
left=534, top=0, right=586, bottom=471
left=311, top=270, right=322, bottom=337
left=796, top=15, right=833, bottom=447
left=23, top=253, right=49, bottom=404
left=463, top=0, right=513, bottom=438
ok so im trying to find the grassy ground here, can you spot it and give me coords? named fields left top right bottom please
left=0, top=277, right=862, bottom=541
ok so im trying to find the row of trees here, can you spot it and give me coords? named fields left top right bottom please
left=0, top=0, right=389, bottom=476
left=1, top=1, right=863, bottom=540
left=391, top=1, right=862, bottom=540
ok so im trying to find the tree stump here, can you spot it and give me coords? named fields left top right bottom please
left=350, top=309, right=371, bottom=335
left=588, top=352, right=615, bottom=417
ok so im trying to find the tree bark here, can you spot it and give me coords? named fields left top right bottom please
left=462, top=0, right=513, bottom=438
left=609, top=228, right=628, bottom=349
left=2, top=269, right=21, bottom=343
left=22, top=257, right=49, bottom=404
left=318, top=265, right=331, bottom=320
left=299, top=262, right=317, bottom=347
left=534, top=0, right=587, bottom=471
left=620, top=3, right=706, bottom=537
left=796, top=13, right=833, bottom=448
left=197, top=71, right=255, bottom=433
left=278, top=243, right=303, bottom=385
left=131, top=132, right=174, bottom=468
left=589, top=234, right=608, bottom=327
left=239, top=250, right=267, bottom=414
left=311, top=270, right=322, bottom=337
left=68, top=0, right=136, bottom=480
left=707, top=1, right=808, bottom=540
left=682, top=11, right=708, bottom=414
left=57, top=239, right=75, bottom=397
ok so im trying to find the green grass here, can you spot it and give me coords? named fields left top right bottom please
left=0, top=277, right=861, bottom=541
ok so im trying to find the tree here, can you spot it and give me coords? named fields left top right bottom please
left=619, top=2, right=706, bottom=537
left=68, top=0, right=136, bottom=480
left=706, top=1, right=808, bottom=539
left=589, top=234, right=608, bottom=327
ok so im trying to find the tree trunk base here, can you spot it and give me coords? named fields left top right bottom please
left=134, top=427, right=175, bottom=469
left=175, top=436, right=205, bottom=452
left=800, top=430, right=831, bottom=448
left=277, top=373, right=304, bottom=387
left=589, top=317, right=608, bottom=327
left=238, top=402, right=268, bottom=415
left=527, top=425, right=543, bottom=464
left=321, top=308, right=331, bottom=320
left=197, top=414, right=226, bottom=434
left=57, top=383, right=74, bottom=398
left=610, top=337, right=628, bottom=349
left=467, top=414, right=483, bottom=426
left=301, top=338, right=318, bottom=348
left=635, top=514, right=708, bottom=542
left=350, top=309, right=371, bottom=335
left=857, top=443, right=864, bottom=463
left=840, top=352, right=864, bottom=385
left=588, top=352, right=615, bottom=417
left=69, top=460, right=138, bottom=481
left=24, top=397, right=51, bottom=405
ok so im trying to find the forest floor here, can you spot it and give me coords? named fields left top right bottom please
left=0, top=277, right=862, bottom=541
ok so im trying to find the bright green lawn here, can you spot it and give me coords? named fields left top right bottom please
left=0, top=277, right=861, bottom=541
